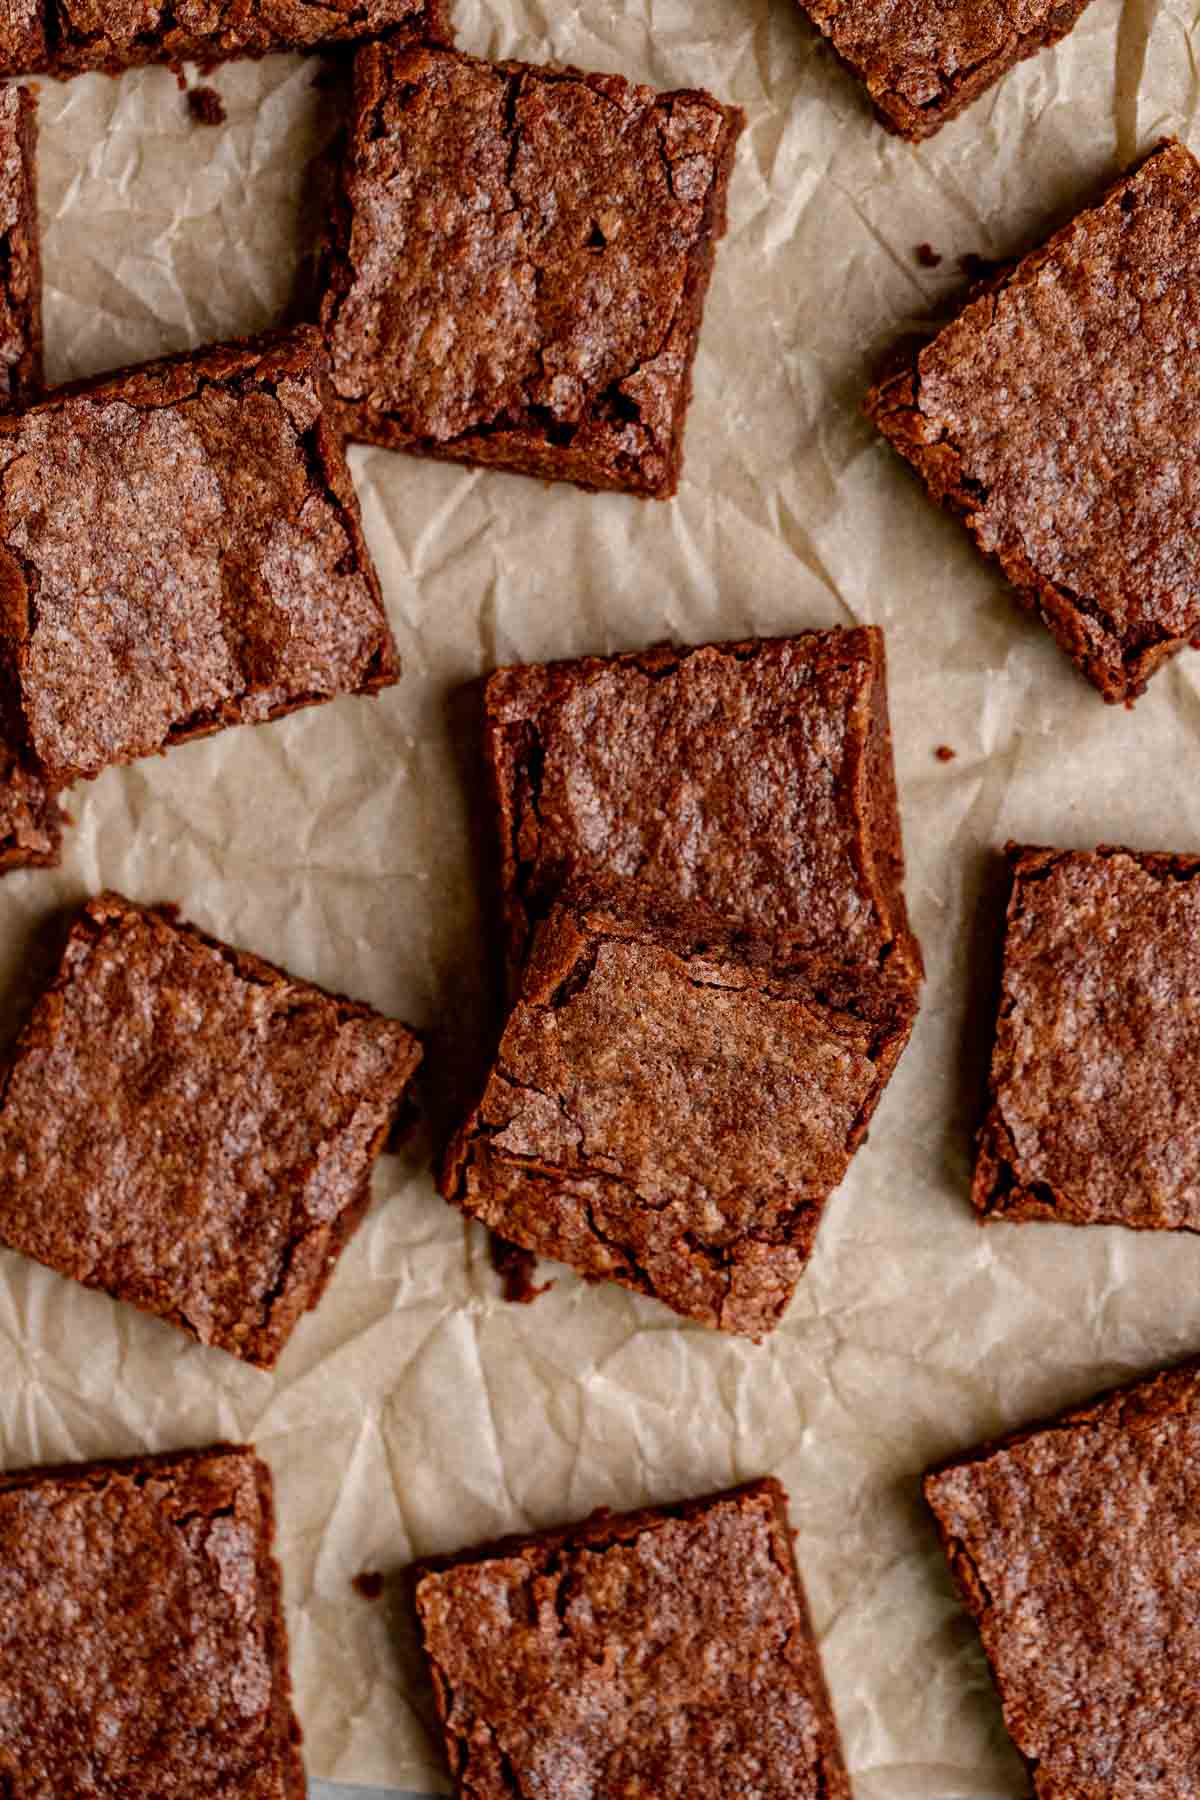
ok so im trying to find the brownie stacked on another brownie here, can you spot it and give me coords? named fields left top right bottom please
left=442, top=628, right=922, bottom=1336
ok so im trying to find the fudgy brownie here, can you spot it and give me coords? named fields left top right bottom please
left=486, top=628, right=922, bottom=984
left=0, top=891, right=422, bottom=1366
left=0, top=0, right=451, bottom=78
left=0, top=326, right=398, bottom=786
left=925, top=1359, right=1200, bottom=1799
left=320, top=44, right=743, bottom=498
left=796, top=0, right=1095, bottom=141
left=867, top=141, right=1200, bottom=703
left=974, top=843, right=1200, bottom=1231
left=414, top=1477, right=851, bottom=1799
left=442, top=893, right=918, bottom=1337
left=0, top=1442, right=305, bottom=1796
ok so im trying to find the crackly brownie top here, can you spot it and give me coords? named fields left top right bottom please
left=49, top=0, right=448, bottom=71
left=415, top=1480, right=850, bottom=1800
left=0, top=0, right=45, bottom=73
left=0, top=327, right=395, bottom=782
left=926, top=1361, right=1200, bottom=1799
left=488, top=629, right=916, bottom=972
left=875, top=142, right=1200, bottom=687
left=0, top=1445, right=303, bottom=1797
left=325, top=45, right=735, bottom=458
left=978, top=846, right=1200, bottom=1228
left=0, top=892, right=421, bottom=1364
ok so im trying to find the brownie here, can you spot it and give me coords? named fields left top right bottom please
left=442, top=892, right=918, bottom=1337
left=0, top=1442, right=305, bottom=1796
left=0, top=891, right=423, bottom=1366
left=319, top=44, right=743, bottom=498
left=925, top=1359, right=1200, bottom=1799
left=0, top=0, right=451, bottom=78
left=486, top=628, right=922, bottom=985
left=796, top=0, right=1095, bottom=141
left=867, top=141, right=1200, bottom=703
left=973, top=843, right=1200, bottom=1232
left=0, top=86, right=41, bottom=409
left=0, top=325, right=398, bottom=786
left=414, top=1477, right=851, bottom=1799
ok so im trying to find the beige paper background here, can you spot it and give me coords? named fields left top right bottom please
left=1, top=0, right=1197, bottom=1792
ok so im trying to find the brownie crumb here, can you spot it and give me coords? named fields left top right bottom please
left=187, top=85, right=226, bottom=125
left=352, top=1571, right=385, bottom=1600
left=934, top=744, right=956, bottom=761
left=915, top=242, right=942, bottom=267
left=490, top=1232, right=552, bottom=1305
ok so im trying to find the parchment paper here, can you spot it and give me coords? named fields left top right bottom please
left=4, top=1, right=1198, bottom=1793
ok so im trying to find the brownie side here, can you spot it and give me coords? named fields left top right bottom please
left=0, top=891, right=423, bottom=1366
left=925, top=1360, right=1200, bottom=1799
left=0, top=86, right=42, bottom=408
left=413, top=1478, right=852, bottom=1799
left=320, top=45, right=743, bottom=499
left=485, top=628, right=923, bottom=985
left=973, top=843, right=1200, bottom=1231
left=442, top=892, right=918, bottom=1338
left=0, top=325, right=398, bottom=785
left=0, top=1442, right=306, bottom=1797
left=0, top=1, right=47, bottom=76
left=797, top=0, right=1095, bottom=141
left=867, top=141, right=1200, bottom=703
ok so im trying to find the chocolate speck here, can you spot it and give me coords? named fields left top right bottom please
left=915, top=242, right=942, bottom=268
left=490, top=1233, right=552, bottom=1304
left=187, top=85, right=226, bottom=126
left=352, top=1571, right=385, bottom=1600
left=934, top=744, right=957, bottom=762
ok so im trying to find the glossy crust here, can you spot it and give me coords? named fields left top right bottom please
left=0, top=1443, right=305, bottom=1797
left=442, top=893, right=918, bottom=1338
left=797, top=0, right=1095, bottom=141
left=0, top=325, right=398, bottom=786
left=925, top=1360, right=1200, bottom=1799
left=0, top=892, right=423, bottom=1366
left=413, top=1477, right=851, bottom=1800
left=867, top=141, right=1200, bottom=702
left=974, top=843, right=1200, bottom=1231
left=0, top=0, right=452, bottom=78
left=485, top=628, right=922, bottom=986
left=320, top=44, right=743, bottom=498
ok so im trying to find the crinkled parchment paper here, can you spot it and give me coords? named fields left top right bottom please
left=4, top=1, right=1199, bottom=1793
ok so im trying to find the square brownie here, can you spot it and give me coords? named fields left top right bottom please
left=797, top=0, right=1096, bottom=141
left=320, top=44, right=743, bottom=498
left=0, top=0, right=451, bottom=77
left=974, top=843, right=1200, bottom=1231
left=0, top=891, right=422, bottom=1366
left=486, top=628, right=922, bottom=985
left=414, top=1477, right=851, bottom=1799
left=867, top=141, right=1200, bottom=703
left=442, top=892, right=918, bottom=1337
left=0, top=326, right=398, bottom=785
left=0, top=1442, right=305, bottom=1796
left=925, top=1359, right=1200, bottom=1799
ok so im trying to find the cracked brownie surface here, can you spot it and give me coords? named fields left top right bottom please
left=0, top=326, right=397, bottom=785
left=0, top=891, right=423, bottom=1366
left=925, top=1360, right=1200, bottom=1799
left=974, top=843, right=1200, bottom=1231
left=414, top=1477, right=852, bottom=1800
left=320, top=43, right=743, bottom=497
left=867, top=141, right=1200, bottom=702
left=797, top=0, right=1095, bottom=140
left=0, top=0, right=450, bottom=76
left=0, top=1444, right=306, bottom=1797
left=442, top=894, right=918, bottom=1337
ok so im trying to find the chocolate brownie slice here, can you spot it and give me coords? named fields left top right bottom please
left=486, top=628, right=921, bottom=984
left=925, top=1360, right=1200, bottom=1799
left=0, top=892, right=423, bottom=1366
left=0, top=0, right=451, bottom=78
left=414, top=1477, right=851, bottom=1799
left=0, top=326, right=398, bottom=786
left=974, top=843, right=1200, bottom=1231
left=0, top=1443, right=305, bottom=1796
left=867, top=141, right=1200, bottom=703
left=443, top=893, right=918, bottom=1337
left=320, top=44, right=743, bottom=498
left=796, top=0, right=1096, bottom=141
